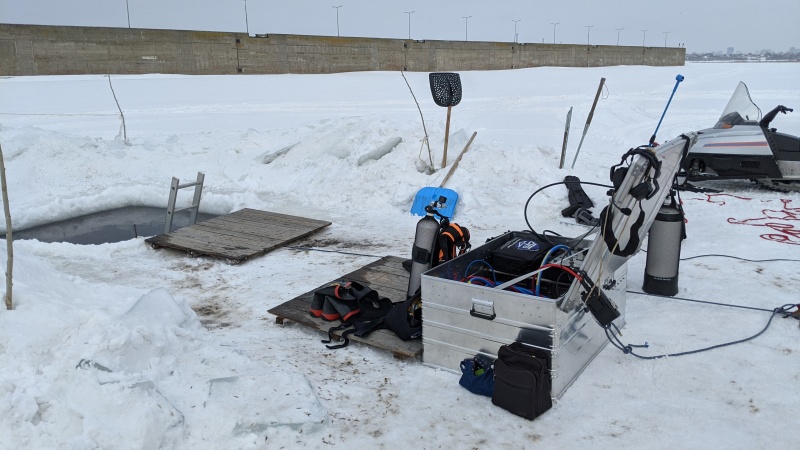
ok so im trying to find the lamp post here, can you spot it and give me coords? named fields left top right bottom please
left=615, top=27, right=623, bottom=46
left=512, top=19, right=521, bottom=43
left=405, top=11, right=415, bottom=40
left=125, top=0, right=131, bottom=28
left=332, top=5, right=342, bottom=37
left=463, top=16, right=471, bottom=41
left=585, top=25, right=593, bottom=45
left=550, top=22, right=559, bottom=44
left=663, top=31, right=670, bottom=47
left=244, top=0, right=249, bottom=35
left=641, top=29, right=648, bottom=47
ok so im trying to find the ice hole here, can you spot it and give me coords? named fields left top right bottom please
left=11, top=206, right=218, bottom=245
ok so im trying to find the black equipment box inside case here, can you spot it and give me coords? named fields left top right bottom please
left=489, top=234, right=552, bottom=275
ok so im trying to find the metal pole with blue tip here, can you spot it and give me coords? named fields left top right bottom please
left=649, top=74, right=684, bottom=146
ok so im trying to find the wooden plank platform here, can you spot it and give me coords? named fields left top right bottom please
left=145, top=208, right=331, bottom=263
left=268, top=255, right=422, bottom=359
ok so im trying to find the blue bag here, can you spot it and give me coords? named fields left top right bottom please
left=458, top=358, right=494, bottom=397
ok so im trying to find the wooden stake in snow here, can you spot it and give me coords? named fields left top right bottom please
left=440, top=131, right=477, bottom=187
left=0, top=138, right=12, bottom=310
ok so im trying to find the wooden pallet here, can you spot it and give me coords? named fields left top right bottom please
left=145, top=208, right=331, bottom=263
left=268, top=255, right=422, bottom=359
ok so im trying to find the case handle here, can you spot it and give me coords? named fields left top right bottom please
left=470, top=298, right=496, bottom=321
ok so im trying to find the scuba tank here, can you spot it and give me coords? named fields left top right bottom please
left=406, top=204, right=442, bottom=298
left=643, top=191, right=685, bottom=296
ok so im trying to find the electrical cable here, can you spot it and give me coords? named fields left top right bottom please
left=533, top=264, right=582, bottom=297
left=460, top=261, right=580, bottom=297
left=540, top=229, right=563, bottom=247
left=680, top=254, right=800, bottom=263
left=465, top=276, right=495, bottom=286
left=535, top=245, right=572, bottom=295
left=626, top=290, right=776, bottom=313
left=539, top=263, right=583, bottom=280
left=462, top=260, right=537, bottom=294
left=524, top=180, right=613, bottom=243
left=465, top=274, right=536, bottom=295
left=553, top=270, right=573, bottom=297
left=603, top=303, right=798, bottom=360
left=541, top=244, right=572, bottom=262
left=565, top=223, right=600, bottom=249
left=464, top=259, right=497, bottom=283
left=638, top=249, right=800, bottom=263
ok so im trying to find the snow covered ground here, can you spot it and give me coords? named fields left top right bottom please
left=0, top=62, right=798, bottom=449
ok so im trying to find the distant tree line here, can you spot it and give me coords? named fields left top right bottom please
left=686, top=49, right=800, bottom=62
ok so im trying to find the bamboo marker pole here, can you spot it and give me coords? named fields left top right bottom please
left=440, top=131, right=477, bottom=187
left=441, top=105, right=452, bottom=168
left=0, top=139, right=12, bottom=310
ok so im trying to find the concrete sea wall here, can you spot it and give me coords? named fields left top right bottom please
left=1, top=23, right=685, bottom=76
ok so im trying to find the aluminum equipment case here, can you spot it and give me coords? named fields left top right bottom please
left=421, top=232, right=627, bottom=399
left=420, top=133, right=698, bottom=399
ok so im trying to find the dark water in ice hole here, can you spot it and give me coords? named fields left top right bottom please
left=11, top=206, right=219, bottom=245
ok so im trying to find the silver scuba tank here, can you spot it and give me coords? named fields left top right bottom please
left=643, top=192, right=684, bottom=296
left=407, top=206, right=441, bottom=298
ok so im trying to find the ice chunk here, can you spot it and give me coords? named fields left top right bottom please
left=204, top=373, right=328, bottom=437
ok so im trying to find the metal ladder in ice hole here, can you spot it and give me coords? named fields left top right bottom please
left=163, top=172, right=205, bottom=234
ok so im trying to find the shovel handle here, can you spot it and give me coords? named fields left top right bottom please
left=441, top=105, right=452, bottom=169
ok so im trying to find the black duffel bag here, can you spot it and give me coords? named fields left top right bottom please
left=491, top=342, right=552, bottom=420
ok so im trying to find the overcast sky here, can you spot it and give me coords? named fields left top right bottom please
left=1, top=0, right=798, bottom=53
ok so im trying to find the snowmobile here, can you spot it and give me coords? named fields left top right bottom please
left=680, top=81, right=800, bottom=192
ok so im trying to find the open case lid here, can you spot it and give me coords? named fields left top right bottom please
left=559, top=132, right=698, bottom=315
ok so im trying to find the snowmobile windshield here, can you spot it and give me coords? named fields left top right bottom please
left=714, top=82, right=762, bottom=128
